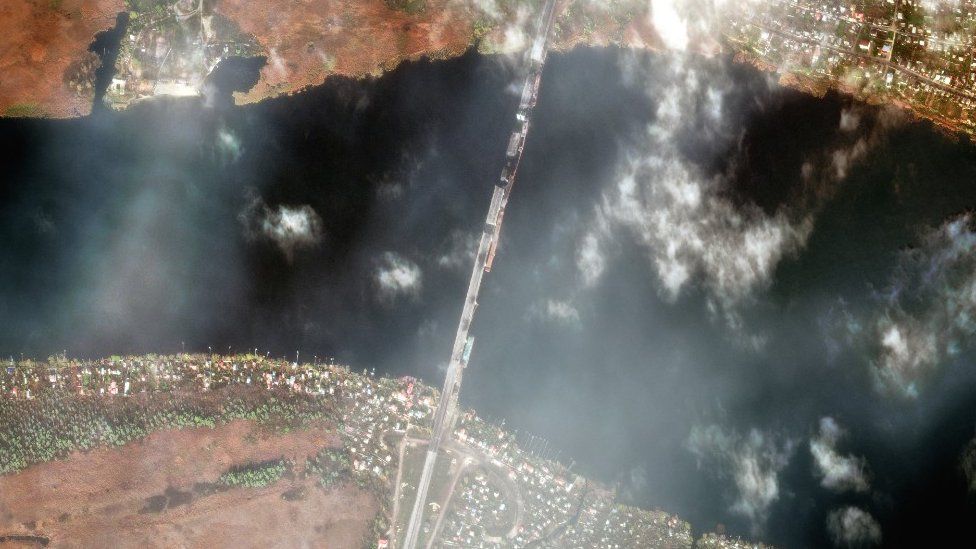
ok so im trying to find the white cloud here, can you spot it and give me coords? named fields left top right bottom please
left=375, top=252, right=423, bottom=300
left=829, top=138, right=870, bottom=180
left=688, top=424, right=796, bottom=532
left=500, top=7, right=533, bottom=53
left=618, top=465, right=648, bottom=504
left=576, top=231, right=606, bottom=287
left=435, top=230, right=478, bottom=271
left=267, top=47, right=288, bottom=80
left=864, top=214, right=976, bottom=397
left=33, top=209, right=56, bottom=236
left=466, top=0, right=535, bottom=57
left=239, top=191, right=323, bottom=261
left=531, top=298, right=581, bottom=325
left=465, top=0, right=504, bottom=21
left=810, top=417, right=870, bottom=492
left=804, top=106, right=900, bottom=198
left=581, top=55, right=812, bottom=323
left=826, top=506, right=882, bottom=547
left=650, top=0, right=690, bottom=51
left=216, top=126, right=242, bottom=162
left=962, top=436, right=976, bottom=492
left=377, top=182, right=405, bottom=201
left=839, top=108, right=861, bottom=133
left=545, top=299, right=580, bottom=323
left=574, top=42, right=902, bottom=344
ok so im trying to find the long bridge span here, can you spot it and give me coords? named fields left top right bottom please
left=398, top=1, right=561, bottom=547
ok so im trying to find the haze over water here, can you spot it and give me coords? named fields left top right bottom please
left=2, top=48, right=976, bottom=547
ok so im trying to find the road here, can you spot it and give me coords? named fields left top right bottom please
left=390, top=434, right=525, bottom=548
left=424, top=453, right=473, bottom=549
left=398, top=1, right=560, bottom=548
left=387, top=432, right=411, bottom=540
left=746, top=20, right=976, bottom=102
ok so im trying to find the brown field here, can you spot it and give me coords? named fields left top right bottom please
left=0, top=0, right=124, bottom=118
left=0, top=420, right=379, bottom=548
left=1, top=0, right=970, bottom=140
left=0, top=0, right=657, bottom=116
left=214, top=0, right=657, bottom=105
left=214, top=0, right=478, bottom=104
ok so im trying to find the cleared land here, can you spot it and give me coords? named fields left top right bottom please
left=0, top=354, right=769, bottom=548
left=2, top=1, right=975, bottom=138
left=0, top=0, right=655, bottom=115
left=212, top=0, right=653, bottom=105
left=0, top=419, right=377, bottom=548
left=0, top=0, right=124, bottom=118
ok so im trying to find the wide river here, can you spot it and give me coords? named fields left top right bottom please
left=2, top=47, right=976, bottom=546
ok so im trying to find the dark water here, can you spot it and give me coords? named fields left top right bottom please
left=206, top=56, right=269, bottom=100
left=89, top=13, right=130, bottom=114
left=2, top=48, right=976, bottom=547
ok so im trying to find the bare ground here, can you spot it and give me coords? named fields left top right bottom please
left=214, top=0, right=656, bottom=105
left=0, top=0, right=655, bottom=116
left=214, top=0, right=478, bottom=104
left=0, top=420, right=379, bottom=548
left=0, top=0, right=124, bottom=118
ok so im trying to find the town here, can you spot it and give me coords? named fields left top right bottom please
left=99, top=1, right=976, bottom=137
left=723, top=0, right=976, bottom=135
left=106, top=0, right=262, bottom=109
left=0, top=353, right=769, bottom=548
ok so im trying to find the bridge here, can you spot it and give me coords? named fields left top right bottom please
left=398, top=1, right=561, bottom=547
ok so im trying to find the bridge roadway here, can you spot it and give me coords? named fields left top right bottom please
left=398, top=1, right=560, bottom=548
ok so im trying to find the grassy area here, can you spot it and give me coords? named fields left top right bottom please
left=0, top=389, right=337, bottom=475
left=394, top=443, right=455, bottom=547
left=305, top=447, right=352, bottom=487
left=384, top=0, right=426, bottom=15
left=3, top=103, right=47, bottom=118
left=472, top=18, right=495, bottom=41
left=218, top=459, right=288, bottom=488
left=393, top=443, right=425, bottom=542
left=125, top=0, right=171, bottom=12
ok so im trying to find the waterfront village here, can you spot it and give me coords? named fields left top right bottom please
left=1, top=353, right=769, bottom=548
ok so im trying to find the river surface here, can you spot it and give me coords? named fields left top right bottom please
left=1, top=47, right=976, bottom=547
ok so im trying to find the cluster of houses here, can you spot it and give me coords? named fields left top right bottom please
left=339, top=370, right=434, bottom=485
left=440, top=469, right=515, bottom=546
left=438, top=414, right=700, bottom=546
left=2, top=354, right=350, bottom=400
left=726, top=0, right=976, bottom=133
left=1, top=354, right=762, bottom=547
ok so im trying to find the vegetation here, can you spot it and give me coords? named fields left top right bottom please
left=305, top=447, right=352, bottom=488
left=384, top=0, right=426, bottom=15
left=362, top=511, right=390, bottom=549
left=124, top=0, right=172, bottom=12
left=0, top=354, right=753, bottom=547
left=218, top=459, right=288, bottom=488
left=472, top=18, right=495, bottom=41
left=3, top=103, right=47, bottom=118
left=0, top=389, right=336, bottom=476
